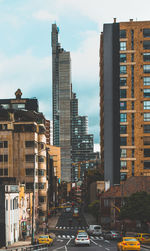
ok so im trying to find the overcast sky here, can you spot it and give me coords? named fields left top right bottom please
left=0, top=0, right=150, bottom=148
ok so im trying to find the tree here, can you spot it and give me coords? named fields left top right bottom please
left=120, top=191, right=150, bottom=224
left=88, top=200, right=100, bottom=221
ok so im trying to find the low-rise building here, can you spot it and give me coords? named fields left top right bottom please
left=0, top=184, right=19, bottom=247
left=100, top=176, right=150, bottom=229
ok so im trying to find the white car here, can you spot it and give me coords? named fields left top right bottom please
left=75, top=233, right=90, bottom=246
left=87, top=225, right=102, bottom=236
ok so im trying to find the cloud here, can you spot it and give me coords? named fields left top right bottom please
left=0, top=51, right=51, bottom=117
left=32, top=10, right=58, bottom=22
left=72, top=30, right=99, bottom=85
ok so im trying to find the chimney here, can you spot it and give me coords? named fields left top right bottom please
left=114, top=18, right=117, bottom=23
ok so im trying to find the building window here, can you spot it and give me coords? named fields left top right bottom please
left=144, top=89, right=150, bottom=98
left=120, top=101, right=126, bottom=110
left=104, top=199, right=110, bottom=207
left=120, top=42, right=126, bottom=51
left=144, top=125, right=150, bottom=133
left=144, top=77, right=150, bottom=86
left=144, top=149, right=150, bottom=157
left=0, top=169, right=3, bottom=175
left=144, top=113, right=150, bottom=121
left=120, top=149, right=127, bottom=158
left=4, top=169, right=8, bottom=176
left=132, top=149, right=134, bottom=157
left=120, top=30, right=126, bottom=38
left=120, top=160, right=127, bottom=169
left=25, top=168, right=34, bottom=176
left=25, top=141, right=35, bottom=148
left=143, top=29, right=150, bottom=37
left=120, top=54, right=126, bottom=62
left=143, top=65, right=150, bottom=73
left=144, top=161, right=150, bottom=169
left=120, top=125, right=127, bottom=134
left=120, top=65, right=127, bottom=74
left=120, top=89, right=126, bottom=98
left=0, top=124, right=7, bottom=130
left=143, top=53, right=150, bottom=62
left=120, top=137, right=127, bottom=146
left=0, top=155, right=8, bottom=162
left=25, top=155, right=35, bottom=162
left=120, top=78, right=127, bottom=86
left=120, top=172, right=127, bottom=181
left=38, top=169, right=45, bottom=176
left=0, top=141, right=8, bottom=148
left=6, top=200, right=8, bottom=211
left=143, top=41, right=150, bottom=50
left=39, top=196, right=45, bottom=203
left=26, top=182, right=33, bottom=190
left=12, top=103, right=25, bottom=110
left=143, top=136, right=150, bottom=145
left=38, top=183, right=45, bottom=190
left=144, top=101, right=150, bottom=109
left=120, top=113, right=127, bottom=122
left=131, top=30, right=134, bottom=50
left=38, top=156, right=45, bottom=163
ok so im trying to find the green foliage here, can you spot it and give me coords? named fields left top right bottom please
left=87, top=169, right=104, bottom=184
left=120, top=191, right=150, bottom=222
left=88, top=200, right=100, bottom=219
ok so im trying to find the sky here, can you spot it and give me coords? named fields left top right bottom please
left=0, top=0, right=150, bottom=150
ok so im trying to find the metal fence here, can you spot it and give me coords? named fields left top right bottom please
left=0, top=244, right=49, bottom=251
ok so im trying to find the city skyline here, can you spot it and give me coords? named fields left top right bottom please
left=0, top=0, right=150, bottom=146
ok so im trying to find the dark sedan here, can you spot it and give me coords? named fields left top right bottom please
left=103, top=230, right=122, bottom=240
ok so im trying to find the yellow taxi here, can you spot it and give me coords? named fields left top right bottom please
left=37, top=235, right=53, bottom=246
left=117, top=237, right=140, bottom=251
left=77, top=230, right=86, bottom=234
left=135, top=233, right=150, bottom=244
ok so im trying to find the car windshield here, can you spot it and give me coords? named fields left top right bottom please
left=39, top=236, right=49, bottom=238
left=143, top=235, right=150, bottom=238
left=124, top=238, right=137, bottom=242
left=77, top=235, right=88, bottom=238
left=94, top=226, right=100, bottom=230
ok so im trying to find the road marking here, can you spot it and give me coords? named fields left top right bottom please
left=90, top=239, right=98, bottom=246
left=66, top=238, right=72, bottom=246
left=62, top=235, right=66, bottom=238
left=104, top=240, right=110, bottom=243
left=71, top=235, right=75, bottom=238
left=67, top=235, right=70, bottom=238
left=105, top=248, right=110, bottom=250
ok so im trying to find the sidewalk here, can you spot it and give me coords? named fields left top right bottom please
left=83, top=211, right=97, bottom=226
left=48, top=214, right=59, bottom=229
left=0, top=215, right=59, bottom=250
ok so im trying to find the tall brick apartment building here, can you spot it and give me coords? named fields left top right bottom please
left=100, top=19, right=150, bottom=185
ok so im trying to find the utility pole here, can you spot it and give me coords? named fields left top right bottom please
left=31, top=156, right=36, bottom=244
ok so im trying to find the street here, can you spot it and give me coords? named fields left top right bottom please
left=47, top=208, right=150, bottom=251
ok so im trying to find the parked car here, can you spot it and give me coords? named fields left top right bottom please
left=103, top=230, right=122, bottom=240
left=87, top=225, right=102, bottom=236
left=135, top=233, right=150, bottom=244
left=37, top=235, right=53, bottom=246
left=117, top=237, right=140, bottom=251
left=75, top=233, right=90, bottom=246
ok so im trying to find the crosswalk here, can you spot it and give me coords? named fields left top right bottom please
left=55, top=226, right=88, bottom=230
left=56, top=235, right=104, bottom=240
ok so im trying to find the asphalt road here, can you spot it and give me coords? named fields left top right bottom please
left=48, top=208, right=150, bottom=251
